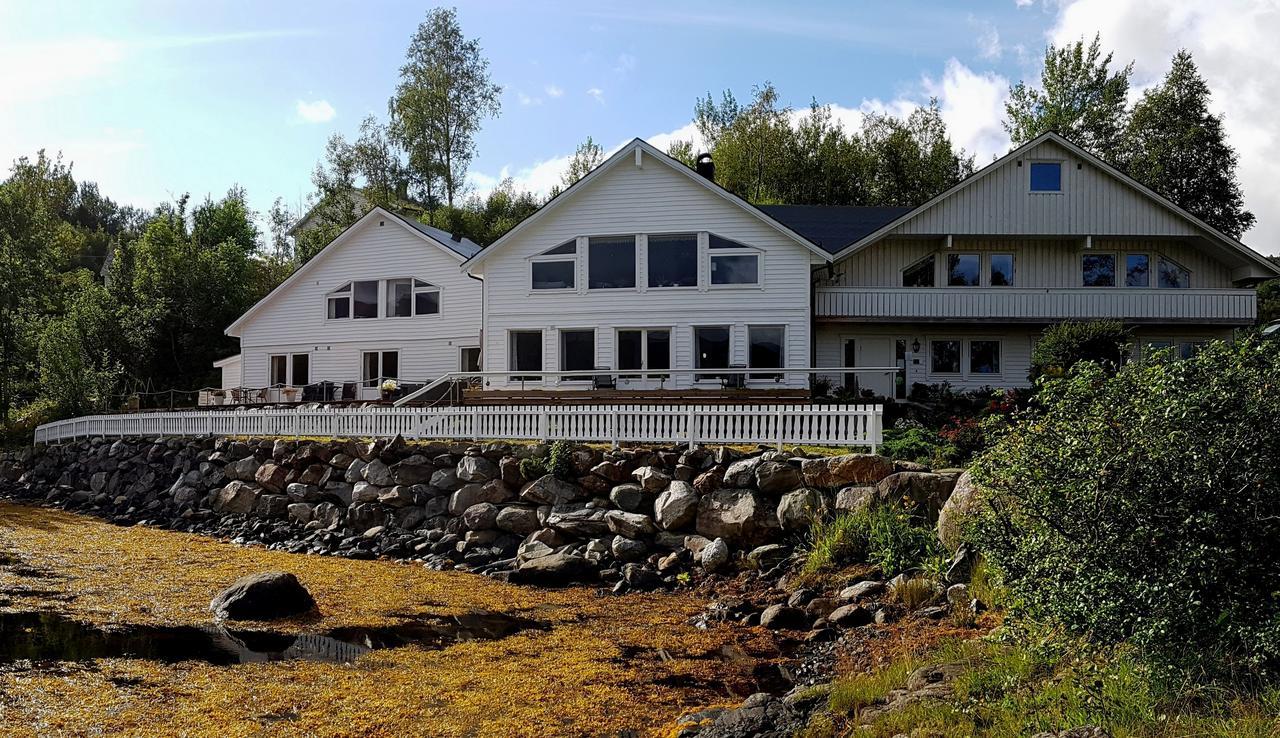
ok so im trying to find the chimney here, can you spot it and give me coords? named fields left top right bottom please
left=450, top=232, right=462, bottom=242
left=695, top=153, right=715, bottom=181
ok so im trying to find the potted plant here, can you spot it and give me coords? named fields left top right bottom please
left=210, top=389, right=226, bottom=406
left=380, top=379, right=399, bottom=401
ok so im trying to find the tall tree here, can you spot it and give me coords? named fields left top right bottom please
left=693, top=90, right=740, bottom=151
left=708, top=83, right=792, bottom=202
left=665, top=139, right=696, bottom=168
left=557, top=136, right=604, bottom=192
left=861, top=100, right=975, bottom=206
left=1120, top=50, right=1255, bottom=238
left=1005, top=34, right=1133, bottom=159
left=390, top=7, right=501, bottom=209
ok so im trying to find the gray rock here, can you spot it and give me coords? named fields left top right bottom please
left=209, top=571, right=316, bottom=620
left=392, top=458, right=435, bottom=485
left=606, top=510, right=656, bottom=539
left=946, top=583, right=971, bottom=606
left=457, top=456, right=499, bottom=483
left=833, top=485, right=877, bottom=514
left=877, top=472, right=957, bottom=521
left=287, top=503, right=314, bottom=525
left=759, top=604, right=808, bottom=630
left=776, top=488, right=827, bottom=531
left=611, top=535, right=648, bottom=562
left=448, top=480, right=514, bottom=515
left=800, top=453, right=894, bottom=488
left=722, top=456, right=763, bottom=488
left=362, top=459, right=394, bottom=487
left=520, top=475, right=582, bottom=506
left=754, top=461, right=802, bottom=495
left=608, top=483, right=645, bottom=512
left=828, top=604, right=873, bottom=628
left=696, top=488, right=780, bottom=547
left=225, top=456, right=261, bottom=482
left=937, top=470, right=981, bottom=551
left=545, top=507, right=611, bottom=538
left=347, top=503, right=389, bottom=534
left=510, top=552, right=594, bottom=586
left=254, top=494, right=289, bottom=518
left=632, top=466, right=671, bottom=493
left=253, top=462, right=288, bottom=493
left=212, top=481, right=259, bottom=515
left=699, top=537, right=730, bottom=572
left=462, top=502, right=500, bottom=531
left=429, top=468, right=461, bottom=491
left=839, top=580, right=885, bottom=601
left=746, top=543, right=790, bottom=570
left=343, top=459, right=367, bottom=483
left=350, top=481, right=381, bottom=505
left=495, top=506, right=541, bottom=536
left=653, top=481, right=698, bottom=530
left=377, top=485, right=416, bottom=507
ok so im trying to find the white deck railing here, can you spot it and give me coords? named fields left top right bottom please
left=33, top=403, right=883, bottom=452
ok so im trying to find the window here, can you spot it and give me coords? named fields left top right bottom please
left=902, top=255, right=935, bottom=287
left=1082, top=254, right=1116, bottom=287
left=931, top=340, right=961, bottom=374
left=269, top=355, right=288, bottom=386
left=710, top=254, right=759, bottom=285
left=1030, top=161, right=1061, bottom=192
left=1178, top=341, right=1206, bottom=359
left=532, top=241, right=577, bottom=290
left=532, top=261, right=575, bottom=290
left=509, top=331, right=542, bottom=381
left=1158, top=257, right=1190, bottom=289
left=460, top=347, right=481, bottom=373
left=326, top=283, right=351, bottom=319
left=412, top=279, right=440, bottom=315
left=694, top=326, right=730, bottom=380
left=969, top=341, right=1000, bottom=374
left=386, top=278, right=412, bottom=317
left=947, top=254, right=980, bottom=286
left=618, top=328, right=670, bottom=378
left=290, top=354, right=310, bottom=386
left=588, top=236, right=636, bottom=289
left=560, top=330, right=595, bottom=380
left=990, top=254, right=1015, bottom=286
left=361, top=351, right=398, bottom=388
left=748, top=326, right=784, bottom=380
left=353, top=280, right=379, bottom=318
left=709, top=234, right=748, bottom=249
left=1126, top=254, right=1150, bottom=287
left=647, top=234, right=698, bottom=287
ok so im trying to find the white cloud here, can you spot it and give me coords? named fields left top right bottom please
left=516, top=91, right=542, bottom=106
left=0, top=39, right=125, bottom=106
left=294, top=99, right=336, bottom=123
left=970, top=15, right=1003, bottom=59
left=1049, top=0, right=1280, bottom=252
left=587, top=87, right=605, bottom=104
left=1015, top=0, right=1035, bottom=7
left=545, top=84, right=564, bottom=98
left=922, top=60, right=1011, bottom=162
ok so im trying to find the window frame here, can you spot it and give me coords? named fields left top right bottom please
left=1125, top=253, right=1151, bottom=288
left=352, top=280, right=380, bottom=319
left=946, top=253, right=982, bottom=287
left=1157, top=255, right=1192, bottom=289
left=693, top=325, right=732, bottom=382
left=290, top=353, right=310, bottom=386
left=1029, top=159, right=1064, bottom=193
left=967, top=340, right=1002, bottom=376
left=1081, top=252, right=1118, bottom=288
left=747, top=324, right=785, bottom=381
left=360, top=350, right=400, bottom=389
left=646, top=232, right=699, bottom=289
left=326, top=282, right=352, bottom=320
left=269, top=354, right=289, bottom=386
left=706, top=233, right=762, bottom=288
left=989, top=253, right=1015, bottom=287
left=558, top=328, right=596, bottom=382
left=529, top=240, right=578, bottom=292
left=929, top=339, right=962, bottom=375
left=586, top=234, right=638, bottom=291
left=508, top=330, right=544, bottom=382
left=901, top=254, right=936, bottom=288
left=616, top=327, right=671, bottom=380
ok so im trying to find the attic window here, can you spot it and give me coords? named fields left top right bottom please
left=1030, top=162, right=1062, bottom=192
left=326, top=283, right=352, bottom=319
left=531, top=240, right=577, bottom=290
left=902, top=255, right=935, bottom=287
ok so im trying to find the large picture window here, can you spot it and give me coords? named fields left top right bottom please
left=647, top=234, right=698, bottom=288
left=509, top=331, right=543, bottom=381
left=902, top=255, right=935, bottom=287
left=386, top=278, right=412, bottom=317
left=969, top=341, right=1000, bottom=374
left=1082, top=254, right=1116, bottom=287
left=588, top=236, right=636, bottom=289
left=930, top=340, right=961, bottom=374
left=559, top=330, right=595, bottom=380
left=532, top=240, right=577, bottom=290
left=353, top=280, right=379, bottom=318
left=361, top=351, right=398, bottom=388
left=618, top=328, right=670, bottom=378
left=694, top=326, right=731, bottom=380
left=748, top=326, right=784, bottom=380
left=947, top=254, right=980, bottom=286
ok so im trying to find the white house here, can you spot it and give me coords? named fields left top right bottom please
left=217, top=131, right=1278, bottom=405
left=460, top=139, right=831, bottom=395
left=219, top=207, right=483, bottom=402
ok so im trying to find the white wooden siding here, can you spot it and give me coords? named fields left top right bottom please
left=234, top=217, right=482, bottom=386
left=475, top=150, right=813, bottom=389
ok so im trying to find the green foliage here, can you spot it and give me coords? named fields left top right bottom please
left=802, top=507, right=944, bottom=581
left=970, top=337, right=1280, bottom=682
left=1029, top=319, right=1130, bottom=381
left=546, top=440, right=575, bottom=481
left=554, top=136, right=604, bottom=194
left=880, top=425, right=944, bottom=465
left=518, top=457, right=547, bottom=483
left=1005, top=34, right=1133, bottom=160
left=1258, top=273, right=1280, bottom=327
left=1120, top=50, right=1254, bottom=238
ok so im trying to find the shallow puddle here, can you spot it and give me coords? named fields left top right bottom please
left=0, top=611, right=548, bottom=667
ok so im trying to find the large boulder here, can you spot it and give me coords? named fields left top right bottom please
left=448, top=480, right=513, bottom=515
left=700, top=537, right=730, bottom=572
left=609, top=483, right=645, bottom=512
left=834, top=485, right=877, bottom=514
left=212, top=481, right=259, bottom=515
left=347, top=503, right=390, bottom=534
left=462, top=502, right=500, bottom=531
left=937, top=470, right=982, bottom=551
left=877, top=472, right=957, bottom=521
left=510, top=552, right=594, bottom=586
left=361, top=459, right=394, bottom=487
left=632, top=466, right=671, bottom=493
left=224, top=456, right=261, bottom=483
left=495, top=506, right=541, bottom=536
left=209, top=571, right=316, bottom=620
left=776, top=488, right=827, bottom=531
left=457, top=456, right=499, bottom=483
left=696, top=489, right=780, bottom=547
left=545, top=507, right=611, bottom=538
left=392, top=457, right=435, bottom=486
left=800, top=454, right=894, bottom=489
left=253, top=462, right=288, bottom=494
left=606, top=511, right=656, bottom=539
left=722, top=456, right=763, bottom=488
left=520, top=475, right=583, bottom=506
left=755, top=461, right=802, bottom=495
left=253, top=494, right=289, bottom=518
left=350, top=481, right=382, bottom=505
left=654, top=481, right=698, bottom=530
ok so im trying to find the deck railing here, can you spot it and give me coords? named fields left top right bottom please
left=33, top=403, right=883, bottom=452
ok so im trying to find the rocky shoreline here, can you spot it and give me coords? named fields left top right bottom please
left=0, top=435, right=981, bottom=736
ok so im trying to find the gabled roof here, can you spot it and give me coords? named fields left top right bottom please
left=828, top=131, right=1280, bottom=281
left=397, top=217, right=482, bottom=258
left=462, top=138, right=834, bottom=269
left=758, top=205, right=914, bottom=255
left=225, top=207, right=476, bottom=337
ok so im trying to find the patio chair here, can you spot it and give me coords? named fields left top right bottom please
left=592, top=368, right=616, bottom=390
left=340, top=382, right=358, bottom=402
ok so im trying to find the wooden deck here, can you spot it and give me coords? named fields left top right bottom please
left=460, top=387, right=811, bottom=406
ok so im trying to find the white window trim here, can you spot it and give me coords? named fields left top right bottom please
left=458, top=346, right=482, bottom=373
left=557, top=327, right=596, bottom=383
left=349, top=279, right=381, bottom=320
left=1028, top=158, right=1065, bottom=194
left=926, top=337, right=1004, bottom=379
left=359, top=349, right=401, bottom=388
left=645, top=232, right=700, bottom=290
left=965, top=338, right=1004, bottom=378
left=507, top=329, right=545, bottom=384
left=585, top=234, right=640, bottom=292
left=927, top=338, right=964, bottom=376
left=528, top=240, right=580, bottom=293
left=384, top=277, right=442, bottom=319
left=692, top=324, right=734, bottom=383
left=707, top=236, right=764, bottom=289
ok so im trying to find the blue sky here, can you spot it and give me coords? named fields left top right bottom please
left=2, top=1, right=1278, bottom=253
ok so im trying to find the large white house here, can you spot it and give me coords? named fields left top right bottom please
left=217, top=131, right=1278, bottom=403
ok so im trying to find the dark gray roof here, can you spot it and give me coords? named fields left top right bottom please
left=757, top=205, right=914, bottom=254
left=389, top=211, right=482, bottom=258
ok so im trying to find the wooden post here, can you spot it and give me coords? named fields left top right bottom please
left=686, top=406, right=697, bottom=451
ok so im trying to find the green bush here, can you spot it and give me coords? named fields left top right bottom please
left=880, top=425, right=944, bottom=465
left=518, top=457, right=547, bottom=482
left=546, top=440, right=576, bottom=481
left=802, top=507, right=943, bottom=580
left=1029, top=319, right=1130, bottom=381
left=970, top=337, right=1280, bottom=682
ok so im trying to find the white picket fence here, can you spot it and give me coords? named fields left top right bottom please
left=33, top=403, right=883, bottom=451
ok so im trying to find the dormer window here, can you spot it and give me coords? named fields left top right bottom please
left=531, top=240, right=577, bottom=290
left=1030, top=161, right=1062, bottom=192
